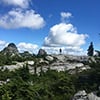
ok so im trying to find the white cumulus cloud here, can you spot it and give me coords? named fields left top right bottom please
left=0, top=40, right=6, bottom=46
left=0, top=40, right=8, bottom=50
left=17, top=42, right=38, bottom=53
left=61, top=12, right=72, bottom=19
left=1, top=0, right=31, bottom=8
left=61, top=12, right=72, bottom=22
left=42, top=46, right=85, bottom=55
left=43, top=23, right=88, bottom=54
left=0, top=8, right=45, bottom=29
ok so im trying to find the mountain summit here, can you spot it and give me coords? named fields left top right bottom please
left=1, top=43, right=19, bottom=56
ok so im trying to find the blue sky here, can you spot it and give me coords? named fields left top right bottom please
left=0, top=0, right=100, bottom=55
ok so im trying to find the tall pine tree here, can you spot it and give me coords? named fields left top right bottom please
left=87, top=42, right=94, bottom=56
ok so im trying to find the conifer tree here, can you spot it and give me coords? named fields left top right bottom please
left=87, top=42, right=94, bottom=56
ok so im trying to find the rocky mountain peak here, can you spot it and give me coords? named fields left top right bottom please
left=37, top=49, right=47, bottom=56
left=1, top=43, right=19, bottom=56
left=8, top=43, right=17, bottom=48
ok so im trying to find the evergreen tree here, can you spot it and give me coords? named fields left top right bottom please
left=87, top=42, right=94, bottom=56
left=2, top=91, right=11, bottom=100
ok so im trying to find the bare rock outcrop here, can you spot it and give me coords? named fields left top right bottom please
left=37, top=49, right=47, bottom=56
left=72, top=90, right=88, bottom=100
left=1, top=43, right=19, bottom=56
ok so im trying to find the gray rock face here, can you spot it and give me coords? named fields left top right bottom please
left=73, top=91, right=100, bottom=100
left=37, top=49, right=47, bottom=56
left=88, top=93, right=100, bottom=100
left=73, top=90, right=89, bottom=100
left=52, top=54, right=66, bottom=62
left=45, top=56, right=54, bottom=61
left=49, top=55, right=90, bottom=72
left=1, top=43, right=19, bottom=56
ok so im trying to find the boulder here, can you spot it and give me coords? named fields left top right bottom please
left=25, top=61, right=34, bottom=65
left=88, top=93, right=100, bottom=100
left=45, top=56, right=54, bottom=61
left=89, top=57, right=97, bottom=63
left=73, top=90, right=88, bottom=100
left=53, top=54, right=66, bottom=62
left=37, top=49, right=47, bottom=56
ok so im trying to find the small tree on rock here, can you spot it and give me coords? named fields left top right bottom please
left=87, top=42, right=94, bottom=56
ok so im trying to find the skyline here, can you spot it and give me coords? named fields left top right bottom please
left=0, top=0, right=100, bottom=55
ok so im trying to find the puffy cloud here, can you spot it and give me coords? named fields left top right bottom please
left=0, top=40, right=39, bottom=54
left=42, top=46, right=60, bottom=54
left=17, top=42, right=38, bottom=53
left=0, top=40, right=8, bottom=50
left=61, top=12, right=72, bottom=22
left=42, top=46, right=85, bottom=55
left=43, top=11, right=88, bottom=55
left=0, top=40, right=6, bottom=46
left=1, top=0, right=31, bottom=8
left=61, top=12, right=72, bottom=19
left=43, top=23, right=88, bottom=54
left=0, top=8, right=45, bottom=29
left=44, top=23, right=87, bottom=47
